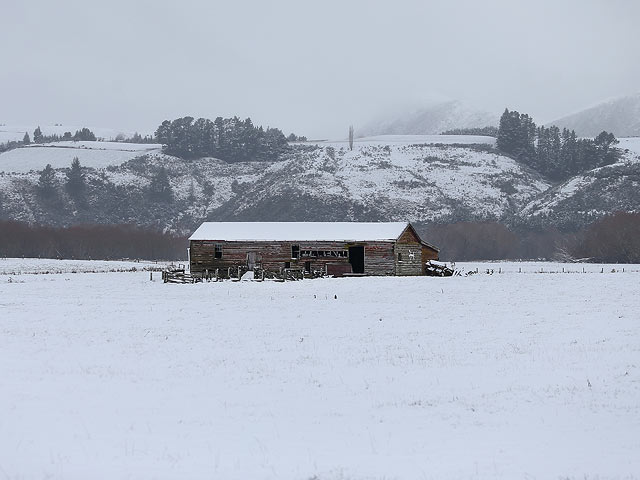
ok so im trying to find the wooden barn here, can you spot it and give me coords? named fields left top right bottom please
left=188, top=222, right=439, bottom=277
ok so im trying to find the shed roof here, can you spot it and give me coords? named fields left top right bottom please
left=189, top=222, right=411, bottom=242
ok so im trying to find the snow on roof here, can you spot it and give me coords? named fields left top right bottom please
left=189, top=222, right=411, bottom=242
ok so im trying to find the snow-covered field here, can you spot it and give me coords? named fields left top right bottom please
left=0, top=258, right=165, bottom=275
left=618, top=137, right=640, bottom=156
left=1, top=260, right=638, bottom=479
left=0, top=142, right=162, bottom=173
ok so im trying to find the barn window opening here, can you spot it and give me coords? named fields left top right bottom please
left=398, top=252, right=403, bottom=261
left=291, top=245, right=300, bottom=259
left=301, top=249, right=348, bottom=258
left=284, top=261, right=291, bottom=269
left=304, top=261, right=311, bottom=273
left=214, top=244, right=223, bottom=259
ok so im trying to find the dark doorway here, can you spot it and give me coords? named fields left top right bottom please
left=246, top=252, right=257, bottom=270
left=348, top=246, right=365, bottom=274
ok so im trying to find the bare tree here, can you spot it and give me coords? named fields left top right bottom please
left=348, top=125, right=354, bottom=151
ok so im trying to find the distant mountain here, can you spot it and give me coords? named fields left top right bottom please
left=549, top=93, right=640, bottom=137
left=360, top=100, right=499, bottom=136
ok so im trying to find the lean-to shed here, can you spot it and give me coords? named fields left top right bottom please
left=188, top=221, right=438, bottom=277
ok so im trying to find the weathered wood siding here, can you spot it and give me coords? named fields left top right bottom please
left=421, top=245, right=439, bottom=263
left=361, top=242, right=395, bottom=275
left=190, top=240, right=395, bottom=276
left=394, top=225, right=423, bottom=275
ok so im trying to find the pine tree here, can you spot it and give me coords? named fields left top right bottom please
left=65, top=157, right=85, bottom=197
left=38, top=164, right=56, bottom=196
left=23, top=132, right=31, bottom=145
left=496, top=109, right=510, bottom=152
left=33, top=126, right=43, bottom=143
left=148, top=167, right=173, bottom=202
left=560, top=129, right=578, bottom=178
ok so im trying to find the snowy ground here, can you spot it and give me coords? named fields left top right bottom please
left=0, top=142, right=162, bottom=173
left=0, top=258, right=166, bottom=275
left=1, top=260, right=639, bottom=479
left=617, top=137, right=640, bottom=156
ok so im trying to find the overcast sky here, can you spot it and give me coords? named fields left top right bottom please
left=1, top=0, right=639, bottom=138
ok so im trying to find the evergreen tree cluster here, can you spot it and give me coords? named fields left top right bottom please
left=497, top=109, right=619, bottom=181
left=72, top=127, right=97, bottom=141
left=0, top=126, right=98, bottom=154
left=155, top=116, right=289, bottom=162
left=440, top=126, right=499, bottom=137
left=287, top=133, right=308, bottom=142
left=0, top=140, right=23, bottom=153
left=115, top=132, right=156, bottom=143
left=30, top=126, right=98, bottom=144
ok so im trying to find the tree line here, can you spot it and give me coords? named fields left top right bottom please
left=3, top=213, right=635, bottom=263
left=23, top=126, right=97, bottom=144
left=114, top=132, right=156, bottom=143
left=440, top=126, right=498, bottom=137
left=0, top=221, right=187, bottom=260
left=423, top=212, right=640, bottom=263
left=154, top=116, right=290, bottom=162
left=2, top=127, right=98, bottom=152
left=496, top=109, right=619, bottom=181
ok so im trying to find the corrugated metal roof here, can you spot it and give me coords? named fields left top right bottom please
left=188, top=222, right=410, bottom=242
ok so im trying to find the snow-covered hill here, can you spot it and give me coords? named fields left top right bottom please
left=360, top=100, right=499, bottom=136
left=2, top=135, right=639, bottom=233
left=213, top=141, right=547, bottom=223
left=0, top=141, right=162, bottom=173
left=519, top=147, right=640, bottom=227
left=0, top=138, right=548, bottom=233
left=548, top=93, right=640, bottom=137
